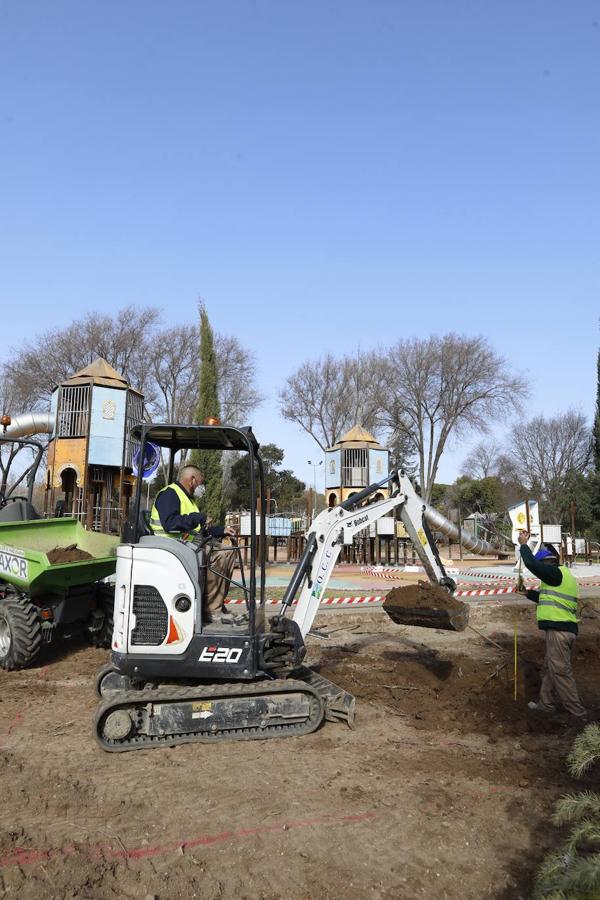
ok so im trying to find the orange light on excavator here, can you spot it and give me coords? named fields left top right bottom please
left=1, top=415, right=11, bottom=429
left=204, top=416, right=220, bottom=426
left=166, top=616, right=182, bottom=644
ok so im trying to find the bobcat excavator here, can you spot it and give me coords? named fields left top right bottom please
left=93, top=423, right=485, bottom=752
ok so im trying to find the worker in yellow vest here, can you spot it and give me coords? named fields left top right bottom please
left=518, top=531, right=586, bottom=721
left=150, top=465, right=238, bottom=624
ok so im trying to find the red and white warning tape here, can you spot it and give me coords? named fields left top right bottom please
left=455, top=586, right=517, bottom=597
left=224, top=581, right=600, bottom=608
left=225, top=588, right=527, bottom=605
left=362, top=565, right=600, bottom=585
left=359, top=568, right=536, bottom=587
left=225, top=596, right=385, bottom=607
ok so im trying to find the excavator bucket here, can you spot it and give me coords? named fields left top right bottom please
left=383, top=582, right=469, bottom=632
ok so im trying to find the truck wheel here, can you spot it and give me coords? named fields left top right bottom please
left=0, top=592, right=42, bottom=670
left=90, top=585, right=114, bottom=649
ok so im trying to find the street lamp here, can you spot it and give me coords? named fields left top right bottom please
left=307, top=459, right=323, bottom=522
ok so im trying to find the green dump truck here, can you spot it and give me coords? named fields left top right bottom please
left=0, top=517, right=118, bottom=670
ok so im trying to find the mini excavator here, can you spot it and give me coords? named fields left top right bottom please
left=94, top=424, right=460, bottom=752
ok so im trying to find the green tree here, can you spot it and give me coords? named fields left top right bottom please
left=190, top=304, right=223, bottom=522
left=534, top=725, right=600, bottom=899
left=594, top=347, right=600, bottom=473
left=229, top=444, right=305, bottom=512
left=276, top=470, right=306, bottom=511
left=429, top=483, right=451, bottom=512
left=562, top=470, right=595, bottom=535
left=449, top=476, right=505, bottom=518
left=592, top=347, right=600, bottom=539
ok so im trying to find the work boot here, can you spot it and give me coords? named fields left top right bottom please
left=528, top=701, right=557, bottom=713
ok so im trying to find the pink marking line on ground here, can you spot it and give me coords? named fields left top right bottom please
left=6, top=713, right=23, bottom=735
left=0, top=811, right=378, bottom=870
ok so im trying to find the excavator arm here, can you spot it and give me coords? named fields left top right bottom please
left=279, top=470, right=456, bottom=639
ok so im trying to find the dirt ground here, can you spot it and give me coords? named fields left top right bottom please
left=1, top=595, right=600, bottom=900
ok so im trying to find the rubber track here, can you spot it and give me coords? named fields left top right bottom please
left=0, top=591, right=42, bottom=670
left=94, top=679, right=325, bottom=752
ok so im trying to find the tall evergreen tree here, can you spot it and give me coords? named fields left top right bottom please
left=190, top=304, right=223, bottom=522
left=592, top=346, right=600, bottom=540
left=594, top=347, right=600, bottom=473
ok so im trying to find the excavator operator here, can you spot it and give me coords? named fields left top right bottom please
left=150, top=464, right=238, bottom=624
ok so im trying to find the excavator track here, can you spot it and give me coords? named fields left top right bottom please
left=94, top=678, right=327, bottom=752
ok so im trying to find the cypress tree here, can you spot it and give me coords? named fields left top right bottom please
left=594, top=347, right=600, bottom=473
left=190, top=304, right=223, bottom=522
left=592, top=347, right=600, bottom=538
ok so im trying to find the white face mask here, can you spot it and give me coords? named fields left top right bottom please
left=193, top=484, right=205, bottom=500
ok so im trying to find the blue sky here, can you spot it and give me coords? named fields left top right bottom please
left=1, top=1, right=598, bottom=492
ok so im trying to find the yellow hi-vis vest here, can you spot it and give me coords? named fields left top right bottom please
left=536, top=566, right=579, bottom=626
left=150, top=483, right=201, bottom=539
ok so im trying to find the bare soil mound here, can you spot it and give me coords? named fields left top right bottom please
left=383, top=581, right=469, bottom=631
left=46, top=544, right=93, bottom=563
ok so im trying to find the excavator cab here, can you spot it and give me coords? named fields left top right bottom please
left=109, top=423, right=283, bottom=682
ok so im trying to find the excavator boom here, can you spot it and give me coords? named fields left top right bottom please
left=283, top=470, right=457, bottom=639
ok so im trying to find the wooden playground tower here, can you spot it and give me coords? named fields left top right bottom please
left=288, top=426, right=418, bottom=564
left=45, top=359, right=144, bottom=533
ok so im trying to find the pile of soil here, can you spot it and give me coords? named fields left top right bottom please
left=383, top=581, right=469, bottom=631
left=46, top=544, right=93, bottom=563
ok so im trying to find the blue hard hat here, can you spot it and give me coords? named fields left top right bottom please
left=534, top=543, right=559, bottom=562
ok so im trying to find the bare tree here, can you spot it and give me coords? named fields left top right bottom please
left=148, top=326, right=199, bottom=423
left=461, top=440, right=503, bottom=479
left=4, top=305, right=161, bottom=409
left=507, top=410, right=592, bottom=523
left=279, top=352, right=383, bottom=450
left=3, top=305, right=262, bottom=431
left=148, top=329, right=262, bottom=424
left=214, top=333, right=263, bottom=425
left=378, top=334, right=528, bottom=503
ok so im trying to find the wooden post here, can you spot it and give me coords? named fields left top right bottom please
left=525, top=497, right=532, bottom=535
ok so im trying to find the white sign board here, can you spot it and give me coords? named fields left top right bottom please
left=377, top=518, right=396, bottom=536
left=238, top=516, right=292, bottom=537
left=541, top=524, right=562, bottom=545
left=508, top=500, right=540, bottom=543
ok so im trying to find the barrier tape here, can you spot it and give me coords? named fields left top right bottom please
left=226, top=588, right=521, bottom=605
left=359, top=568, right=536, bottom=587
left=362, top=565, right=600, bottom=586
left=225, top=596, right=385, bottom=607
left=224, top=582, right=600, bottom=608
